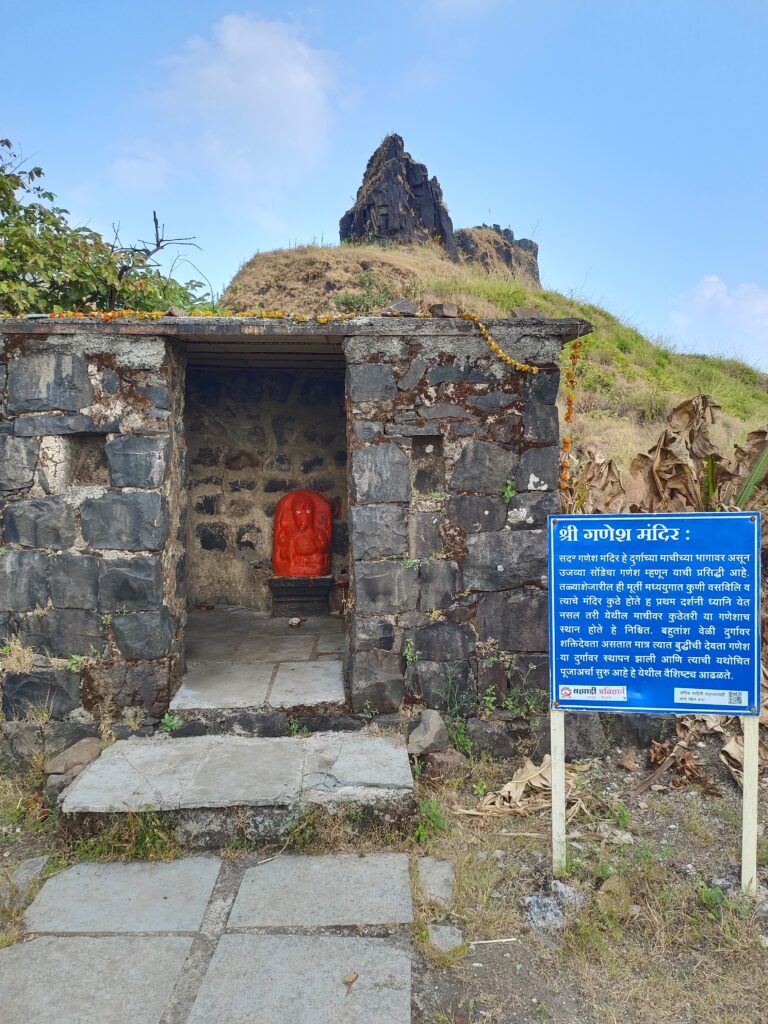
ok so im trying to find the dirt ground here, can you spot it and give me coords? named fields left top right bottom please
left=3, top=718, right=768, bottom=1024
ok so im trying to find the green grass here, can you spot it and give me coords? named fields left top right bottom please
left=425, top=274, right=768, bottom=428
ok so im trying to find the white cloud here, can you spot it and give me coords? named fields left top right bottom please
left=109, top=15, right=337, bottom=195
left=667, top=275, right=768, bottom=371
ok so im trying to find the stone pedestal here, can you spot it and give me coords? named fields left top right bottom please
left=268, top=576, right=333, bottom=617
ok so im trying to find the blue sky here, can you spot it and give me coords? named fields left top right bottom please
left=3, top=0, right=767, bottom=369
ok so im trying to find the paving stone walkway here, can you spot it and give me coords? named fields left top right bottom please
left=171, top=610, right=346, bottom=712
left=2, top=854, right=414, bottom=1024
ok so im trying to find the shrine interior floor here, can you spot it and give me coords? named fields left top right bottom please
left=171, top=609, right=346, bottom=712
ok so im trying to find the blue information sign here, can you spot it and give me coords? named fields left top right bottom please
left=548, top=512, right=761, bottom=715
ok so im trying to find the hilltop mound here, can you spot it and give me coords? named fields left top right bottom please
left=221, top=241, right=767, bottom=470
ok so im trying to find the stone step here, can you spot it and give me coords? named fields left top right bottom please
left=60, top=733, right=414, bottom=848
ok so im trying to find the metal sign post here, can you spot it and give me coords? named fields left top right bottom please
left=548, top=512, right=762, bottom=890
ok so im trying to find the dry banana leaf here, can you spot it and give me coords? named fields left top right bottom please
left=456, top=756, right=591, bottom=819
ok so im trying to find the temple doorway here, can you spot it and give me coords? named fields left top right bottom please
left=176, top=337, right=349, bottom=715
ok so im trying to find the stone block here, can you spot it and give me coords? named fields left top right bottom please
left=446, top=495, right=507, bottom=532
left=522, top=368, right=560, bottom=405
left=351, top=443, right=411, bottom=503
left=349, top=504, right=408, bottom=559
left=105, top=435, right=169, bottom=488
left=354, top=560, right=418, bottom=613
left=0, top=935, right=193, bottom=1024
left=25, top=859, right=221, bottom=933
left=450, top=440, right=518, bottom=493
left=0, top=436, right=39, bottom=493
left=476, top=586, right=549, bottom=650
left=14, top=413, right=118, bottom=435
left=408, top=510, right=442, bottom=557
left=3, top=498, right=76, bottom=549
left=0, top=551, right=49, bottom=610
left=19, top=609, right=104, bottom=658
left=516, top=446, right=560, bottom=492
left=81, top=492, right=169, bottom=550
left=463, top=530, right=546, bottom=591
left=419, top=559, right=459, bottom=609
left=347, top=364, right=397, bottom=402
left=44, top=737, right=102, bottom=775
left=353, top=421, right=383, bottom=440
left=112, top=608, right=174, bottom=659
left=7, top=351, right=92, bottom=413
left=506, top=490, right=560, bottom=528
left=49, top=553, right=99, bottom=609
left=343, top=335, right=410, bottom=362
left=415, top=621, right=475, bottom=661
left=351, top=616, right=395, bottom=652
left=97, top=556, right=163, bottom=611
left=398, top=356, right=427, bottom=390
left=350, top=649, right=405, bottom=713
left=2, top=666, right=80, bottom=719
left=229, top=854, right=412, bottom=927
left=196, top=523, right=227, bottom=551
left=467, top=391, right=519, bottom=411
left=138, top=384, right=171, bottom=410
left=413, top=660, right=473, bottom=713
left=531, top=711, right=606, bottom=761
left=522, top=403, right=560, bottom=445
left=185, top=934, right=410, bottom=1024
left=83, top=659, right=170, bottom=715
left=466, top=717, right=527, bottom=760
left=417, top=857, right=455, bottom=909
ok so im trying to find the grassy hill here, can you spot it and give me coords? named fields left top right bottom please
left=223, top=241, right=768, bottom=469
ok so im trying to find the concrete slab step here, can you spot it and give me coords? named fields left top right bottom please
left=60, top=733, right=414, bottom=848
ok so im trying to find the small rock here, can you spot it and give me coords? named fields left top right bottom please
left=524, top=894, right=565, bottom=931
left=422, top=747, right=466, bottom=780
left=288, top=617, right=302, bottom=628
left=427, top=923, right=465, bottom=953
left=44, top=768, right=82, bottom=805
left=511, top=306, right=542, bottom=318
left=417, top=857, right=455, bottom=909
left=407, top=709, right=450, bottom=756
left=381, top=299, right=419, bottom=317
left=552, top=880, right=586, bottom=911
left=429, top=303, right=459, bottom=318
left=0, top=855, right=49, bottom=909
left=44, top=737, right=102, bottom=776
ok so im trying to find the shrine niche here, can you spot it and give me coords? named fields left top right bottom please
left=272, top=489, right=333, bottom=577
left=269, top=488, right=335, bottom=616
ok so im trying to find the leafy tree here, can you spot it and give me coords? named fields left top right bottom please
left=0, top=139, right=208, bottom=314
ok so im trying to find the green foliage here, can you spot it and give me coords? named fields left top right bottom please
left=334, top=269, right=391, bottom=314
left=404, top=638, right=421, bottom=664
left=69, top=811, right=181, bottom=861
left=501, top=479, right=516, bottom=502
left=289, top=718, right=311, bottom=737
left=413, top=797, right=446, bottom=844
left=478, top=686, right=497, bottom=716
left=502, top=684, right=548, bottom=719
left=446, top=719, right=472, bottom=756
left=472, top=779, right=488, bottom=797
left=160, top=712, right=181, bottom=733
left=0, top=139, right=208, bottom=315
left=65, top=654, right=84, bottom=673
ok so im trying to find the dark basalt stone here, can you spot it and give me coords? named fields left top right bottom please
left=3, top=498, right=75, bottom=549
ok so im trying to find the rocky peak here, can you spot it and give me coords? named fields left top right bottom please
left=339, top=134, right=457, bottom=258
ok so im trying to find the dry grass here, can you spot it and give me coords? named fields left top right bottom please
left=0, top=637, right=35, bottom=675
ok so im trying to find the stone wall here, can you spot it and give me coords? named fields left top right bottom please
left=0, top=331, right=186, bottom=720
left=344, top=319, right=570, bottom=714
left=185, top=367, right=347, bottom=610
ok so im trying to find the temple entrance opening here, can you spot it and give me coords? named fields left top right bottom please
left=173, top=338, right=349, bottom=715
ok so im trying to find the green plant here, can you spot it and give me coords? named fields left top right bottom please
left=404, top=638, right=421, bottom=664
left=501, top=479, right=516, bottom=502
left=289, top=718, right=310, bottom=737
left=65, top=654, right=84, bottom=673
left=0, top=138, right=209, bottom=315
left=478, top=686, right=497, bottom=716
left=472, top=779, right=488, bottom=797
left=101, top=614, right=113, bottom=625
left=401, top=557, right=422, bottom=569
left=413, top=797, right=446, bottom=844
left=360, top=700, right=378, bottom=720
left=502, top=684, right=548, bottom=719
left=447, top=719, right=472, bottom=756
left=609, top=802, right=631, bottom=830
left=69, top=811, right=181, bottom=861
left=160, top=712, right=181, bottom=733
left=334, top=269, right=391, bottom=314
